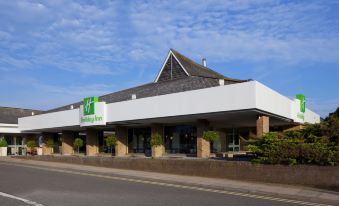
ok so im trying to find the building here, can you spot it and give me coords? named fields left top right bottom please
left=1, top=49, right=320, bottom=157
left=0, top=107, right=42, bottom=155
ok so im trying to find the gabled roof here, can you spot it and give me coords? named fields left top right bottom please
left=155, top=49, right=239, bottom=82
left=44, top=49, right=247, bottom=114
left=0, top=107, right=43, bottom=124
left=46, top=76, right=237, bottom=113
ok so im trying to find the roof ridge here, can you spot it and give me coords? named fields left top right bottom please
left=170, top=48, right=245, bottom=82
left=0, top=106, right=43, bottom=112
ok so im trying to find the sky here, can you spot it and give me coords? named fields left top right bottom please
left=0, top=0, right=338, bottom=117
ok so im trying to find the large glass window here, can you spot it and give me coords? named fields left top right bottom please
left=128, top=128, right=151, bottom=154
left=164, top=126, right=197, bottom=154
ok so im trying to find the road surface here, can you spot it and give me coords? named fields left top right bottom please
left=0, top=162, right=333, bottom=206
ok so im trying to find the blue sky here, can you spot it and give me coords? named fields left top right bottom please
left=0, top=0, right=338, bottom=117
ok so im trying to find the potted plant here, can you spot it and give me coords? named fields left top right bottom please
left=26, top=140, right=37, bottom=156
left=150, top=132, right=163, bottom=158
left=73, top=138, right=84, bottom=154
left=105, top=134, right=117, bottom=156
left=0, top=137, right=8, bottom=156
left=202, top=131, right=220, bottom=158
left=45, top=138, right=55, bottom=155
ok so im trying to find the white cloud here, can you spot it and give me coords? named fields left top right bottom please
left=128, top=0, right=339, bottom=64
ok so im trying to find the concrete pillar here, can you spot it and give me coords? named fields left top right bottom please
left=219, top=130, right=227, bottom=153
left=256, top=115, right=269, bottom=137
left=197, top=120, right=210, bottom=158
left=151, top=124, right=164, bottom=158
left=115, top=126, right=128, bottom=157
left=61, top=131, right=74, bottom=155
left=86, top=129, right=99, bottom=156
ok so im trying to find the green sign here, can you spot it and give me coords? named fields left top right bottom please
left=296, top=94, right=306, bottom=113
left=83, top=96, right=98, bottom=116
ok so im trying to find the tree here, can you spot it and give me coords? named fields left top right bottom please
left=150, top=133, right=163, bottom=146
left=46, top=138, right=55, bottom=154
left=0, top=138, right=8, bottom=147
left=73, top=138, right=84, bottom=154
left=46, top=138, right=55, bottom=148
left=105, top=134, right=117, bottom=156
left=202, top=131, right=220, bottom=142
left=26, top=140, right=37, bottom=155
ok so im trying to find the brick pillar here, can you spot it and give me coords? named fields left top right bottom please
left=42, top=132, right=54, bottom=155
left=61, top=131, right=74, bottom=155
left=115, top=126, right=128, bottom=157
left=86, top=129, right=99, bottom=156
left=256, top=115, right=269, bottom=137
left=151, top=124, right=164, bottom=158
left=197, top=120, right=210, bottom=158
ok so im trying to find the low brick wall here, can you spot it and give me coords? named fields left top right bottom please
left=14, top=156, right=339, bottom=191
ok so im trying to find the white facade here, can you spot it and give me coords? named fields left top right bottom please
left=18, top=80, right=320, bottom=132
left=0, top=123, right=21, bottom=134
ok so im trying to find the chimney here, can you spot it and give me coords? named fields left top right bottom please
left=131, top=94, right=137, bottom=100
left=202, top=58, right=207, bottom=67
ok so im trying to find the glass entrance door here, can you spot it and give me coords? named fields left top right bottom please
left=227, top=129, right=240, bottom=152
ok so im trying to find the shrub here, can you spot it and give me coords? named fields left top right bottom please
left=0, top=138, right=8, bottom=147
left=150, top=133, right=163, bottom=146
left=46, top=138, right=55, bottom=148
left=26, top=140, right=37, bottom=155
left=202, top=131, right=220, bottom=142
left=248, top=132, right=338, bottom=165
left=105, top=134, right=117, bottom=155
left=73, top=138, right=84, bottom=154
left=248, top=108, right=339, bottom=166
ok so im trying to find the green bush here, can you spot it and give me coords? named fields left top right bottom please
left=26, top=140, right=37, bottom=150
left=248, top=132, right=338, bottom=165
left=46, top=138, right=55, bottom=148
left=105, top=134, right=117, bottom=155
left=0, top=138, right=8, bottom=147
left=247, top=108, right=339, bottom=166
left=150, top=133, right=163, bottom=146
left=202, top=131, right=220, bottom=142
left=73, top=138, right=84, bottom=154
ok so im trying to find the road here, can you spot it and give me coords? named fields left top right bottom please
left=0, top=162, right=333, bottom=206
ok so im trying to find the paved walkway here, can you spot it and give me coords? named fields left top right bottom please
left=1, top=157, right=338, bottom=204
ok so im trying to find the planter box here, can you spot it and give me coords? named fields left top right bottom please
left=152, top=145, right=164, bottom=158
left=37, top=148, right=43, bottom=156
left=0, top=147, right=7, bottom=156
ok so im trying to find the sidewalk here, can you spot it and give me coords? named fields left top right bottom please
left=1, top=157, right=338, bottom=204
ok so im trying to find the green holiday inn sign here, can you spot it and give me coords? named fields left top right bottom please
left=296, top=94, right=306, bottom=121
left=80, top=96, right=104, bottom=125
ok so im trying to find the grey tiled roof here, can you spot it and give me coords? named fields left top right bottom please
left=0, top=107, right=43, bottom=124
left=44, top=49, right=247, bottom=114
left=170, top=49, right=229, bottom=80
left=46, top=76, right=245, bottom=113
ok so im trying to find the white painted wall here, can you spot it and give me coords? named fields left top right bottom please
left=254, top=81, right=320, bottom=124
left=255, top=81, right=292, bottom=118
left=19, top=109, right=80, bottom=131
left=304, top=108, right=321, bottom=124
left=0, top=124, right=20, bottom=134
left=18, top=80, right=321, bottom=131
left=105, top=81, right=256, bottom=123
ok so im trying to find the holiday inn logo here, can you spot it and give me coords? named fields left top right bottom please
left=83, top=96, right=98, bottom=116
left=296, top=94, right=306, bottom=113
left=296, top=94, right=306, bottom=121
left=80, top=96, right=105, bottom=126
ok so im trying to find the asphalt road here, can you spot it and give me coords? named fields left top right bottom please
left=0, top=163, right=329, bottom=206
